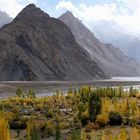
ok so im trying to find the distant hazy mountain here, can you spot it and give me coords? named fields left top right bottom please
left=0, top=4, right=106, bottom=80
left=59, top=11, right=140, bottom=77
left=92, top=20, right=140, bottom=62
left=0, top=10, right=12, bottom=27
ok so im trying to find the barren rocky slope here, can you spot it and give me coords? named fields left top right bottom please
left=0, top=4, right=106, bottom=80
left=59, top=11, right=140, bottom=77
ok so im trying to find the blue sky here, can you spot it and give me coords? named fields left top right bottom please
left=0, top=0, right=140, bottom=33
left=0, top=0, right=126, bottom=18
left=32, top=0, right=118, bottom=17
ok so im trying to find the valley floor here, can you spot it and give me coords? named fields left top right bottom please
left=0, top=79, right=140, bottom=98
left=0, top=84, right=140, bottom=140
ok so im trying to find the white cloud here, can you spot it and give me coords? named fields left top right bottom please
left=27, top=0, right=37, bottom=3
left=56, top=1, right=117, bottom=27
left=0, top=0, right=37, bottom=17
left=121, top=0, right=140, bottom=11
left=56, top=0, right=140, bottom=34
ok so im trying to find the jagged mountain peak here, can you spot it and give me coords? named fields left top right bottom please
left=24, top=3, right=36, bottom=9
left=14, top=4, right=49, bottom=22
left=65, top=10, right=73, bottom=15
left=60, top=11, right=82, bottom=23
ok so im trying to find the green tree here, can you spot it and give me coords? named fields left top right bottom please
left=71, top=130, right=80, bottom=140
left=31, top=125, right=41, bottom=140
left=55, top=123, right=61, bottom=140
left=119, top=86, right=123, bottom=97
left=16, top=88, right=24, bottom=98
left=88, top=92, right=101, bottom=122
left=130, top=86, right=133, bottom=97
left=68, top=88, right=73, bottom=95
left=28, top=89, right=36, bottom=98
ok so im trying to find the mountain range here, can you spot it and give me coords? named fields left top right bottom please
left=0, top=4, right=106, bottom=80
left=59, top=11, right=140, bottom=77
left=0, top=4, right=140, bottom=81
left=92, top=20, right=140, bottom=62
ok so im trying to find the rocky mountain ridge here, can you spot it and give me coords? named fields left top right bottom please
left=0, top=4, right=106, bottom=80
left=59, top=11, right=140, bottom=76
left=92, top=20, right=140, bottom=62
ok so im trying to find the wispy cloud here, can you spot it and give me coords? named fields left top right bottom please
left=56, top=0, right=140, bottom=34
left=0, top=0, right=37, bottom=17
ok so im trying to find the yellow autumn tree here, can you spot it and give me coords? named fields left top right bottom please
left=133, top=106, right=140, bottom=120
left=130, top=127, right=139, bottom=140
left=0, top=112, right=10, bottom=140
left=101, top=97, right=110, bottom=114
left=108, top=131, right=113, bottom=140
left=101, top=135, right=106, bottom=140
left=120, top=99, right=128, bottom=116
left=114, top=100, right=119, bottom=113
left=26, top=122, right=31, bottom=140
left=119, top=129, right=127, bottom=140
left=81, top=129, right=86, bottom=140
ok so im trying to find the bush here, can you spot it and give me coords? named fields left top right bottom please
left=46, top=121, right=55, bottom=136
left=60, top=122, right=69, bottom=129
left=85, top=122, right=94, bottom=132
left=96, top=113, right=109, bottom=127
left=109, top=111, right=122, bottom=125
left=129, top=117, right=137, bottom=126
left=10, top=121, right=26, bottom=129
left=80, top=110, right=90, bottom=126
left=45, top=109, right=53, bottom=118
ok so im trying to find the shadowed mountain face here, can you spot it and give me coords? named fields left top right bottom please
left=0, top=11, right=12, bottom=28
left=59, top=11, right=140, bottom=77
left=0, top=4, right=106, bottom=81
left=92, top=20, right=140, bottom=62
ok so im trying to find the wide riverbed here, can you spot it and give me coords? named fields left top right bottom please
left=0, top=77, right=140, bottom=98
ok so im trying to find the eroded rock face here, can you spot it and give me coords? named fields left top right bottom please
left=59, top=11, right=140, bottom=77
left=0, top=4, right=106, bottom=81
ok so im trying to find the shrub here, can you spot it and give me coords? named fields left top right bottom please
left=96, top=113, right=109, bottom=127
left=46, top=121, right=55, bottom=136
left=10, top=121, right=26, bottom=129
left=45, top=109, right=53, bottom=118
left=4, top=112, right=15, bottom=122
left=60, top=122, right=69, bottom=129
left=80, top=110, right=90, bottom=126
left=85, top=122, right=94, bottom=132
left=136, top=93, right=140, bottom=98
left=108, top=111, right=122, bottom=125
left=129, top=117, right=137, bottom=126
